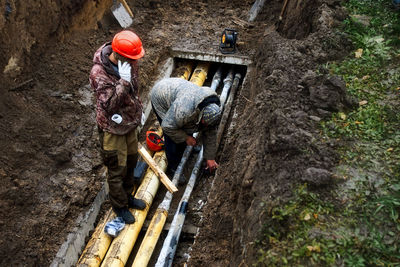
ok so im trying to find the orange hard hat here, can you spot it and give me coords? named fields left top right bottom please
left=146, top=131, right=164, bottom=152
left=112, top=30, right=145, bottom=60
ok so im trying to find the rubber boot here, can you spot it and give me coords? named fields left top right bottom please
left=112, top=206, right=135, bottom=224
left=128, top=195, right=146, bottom=210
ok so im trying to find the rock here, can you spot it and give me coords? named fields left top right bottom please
left=309, top=115, right=321, bottom=122
left=351, top=15, right=371, bottom=27
left=301, top=167, right=332, bottom=186
left=300, top=71, right=357, bottom=112
left=48, top=148, right=71, bottom=165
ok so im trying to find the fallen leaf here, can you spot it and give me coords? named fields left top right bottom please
left=387, top=147, right=393, bottom=152
left=269, top=236, right=277, bottom=243
left=359, top=100, right=368, bottom=106
left=306, top=245, right=321, bottom=252
left=339, top=112, right=346, bottom=120
left=304, top=213, right=311, bottom=221
left=313, top=213, right=318, bottom=219
left=355, top=48, right=363, bottom=58
left=362, top=75, right=370, bottom=80
left=355, top=121, right=363, bottom=124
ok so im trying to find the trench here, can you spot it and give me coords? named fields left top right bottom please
left=51, top=50, right=250, bottom=267
left=0, top=0, right=336, bottom=265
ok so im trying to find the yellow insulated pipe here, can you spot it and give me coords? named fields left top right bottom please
left=178, top=61, right=194, bottom=80
left=100, top=150, right=168, bottom=267
left=132, top=62, right=208, bottom=267
left=189, top=61, right=210, bottom=86
left=77, top=133, right=159, bottom=267
left=131, top=208, right=168, bottom=267
left=77, top=209, right=114, bottom=266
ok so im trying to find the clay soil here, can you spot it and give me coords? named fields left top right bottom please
left=0, top=0, right=353, bottom=266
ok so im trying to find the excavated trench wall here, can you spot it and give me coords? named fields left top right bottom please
left=188, top=1, right=352, bottom=265
left=0, top=0, right=117, bottom=87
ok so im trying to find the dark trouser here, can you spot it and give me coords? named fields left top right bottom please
left=164, top=134, right=187, bottom=174
left=98, top=127, right=139, bottom=208
left=152, top=104, right=187, bottom=174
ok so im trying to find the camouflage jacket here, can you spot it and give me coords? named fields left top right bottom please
left=150, top=77, right=220, bottom=160
left=89, top=42, right=142, bottom=135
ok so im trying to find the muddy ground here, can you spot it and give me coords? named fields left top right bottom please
left=0, top=0, right=353, bottom=266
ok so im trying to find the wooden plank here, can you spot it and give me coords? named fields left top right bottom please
left=138, top=143, right=178, bottom=193
left=141, top=220, right=198, bottom=235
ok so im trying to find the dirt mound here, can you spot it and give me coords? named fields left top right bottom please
left=188, top=1, right=352, bottom=265
left=0, top=1, right=109, bottom=265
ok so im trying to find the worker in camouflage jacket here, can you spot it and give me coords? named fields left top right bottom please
left=89, top=30, right=146, bottom=224
left=150, top=77, right=222, bottom=180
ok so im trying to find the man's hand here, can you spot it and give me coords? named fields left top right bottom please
left=206, top=160, right=219, bottom=172
left=118, top=60, right=131, bottom=82
left=185, top=136, right=197, bottom=146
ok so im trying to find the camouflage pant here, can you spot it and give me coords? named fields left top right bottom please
left=98, top=128, right=138, bottom=208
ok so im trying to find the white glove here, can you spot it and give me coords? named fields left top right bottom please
left=111, top=114, right=123, bottom=124
left=141, top=112, right=145, bottom=126
left=118, top=60, right=131, bottom=82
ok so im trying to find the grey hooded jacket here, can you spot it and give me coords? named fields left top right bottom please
left=150, top=78, right=220, bottom=160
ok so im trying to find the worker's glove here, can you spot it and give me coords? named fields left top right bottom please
left=118, top=60, right=131, bottom=82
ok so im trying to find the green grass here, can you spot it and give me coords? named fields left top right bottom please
left=256, top=0, right=400, bottom=266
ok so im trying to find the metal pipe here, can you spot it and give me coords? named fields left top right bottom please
left=154, top=69, right=237, bottom=266
left=219, top=68, right=234, bottom=106
left=210, top=66, right=222, bottom=91
left=131, top=64, right=217, bottom=267
left=217, top=73, right=241, bottom=146
left=154, top=148, right=204, bottom=267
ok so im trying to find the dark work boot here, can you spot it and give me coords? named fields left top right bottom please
left=112, top=206, right=135, bottom=224
left=128, top=196, right=146, bottom=210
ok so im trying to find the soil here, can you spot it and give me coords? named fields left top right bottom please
left=0, top=0, right=353, bottom=266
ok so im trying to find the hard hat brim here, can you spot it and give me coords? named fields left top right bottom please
left=116, top=47, right=145, bottom=60
left=127, top=47, right=145, bottom=60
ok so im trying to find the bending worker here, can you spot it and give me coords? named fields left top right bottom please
left=89, top=30, right=146, bottom=224
left=150, top=77, right=222, bottom=179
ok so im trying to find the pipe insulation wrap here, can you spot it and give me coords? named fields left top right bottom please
left=219, top=68, right=234, bottom=106
left=155, top=69, right=238, bottom=266
left=131, top=62, right=211, bottom=267
left=154, top=148, right=204, bottom=267
left=210, top=66, right=222, bottom=91
left=217, top=73, right=241, bottom=147
left=100, top=150, right=167, bottom=267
